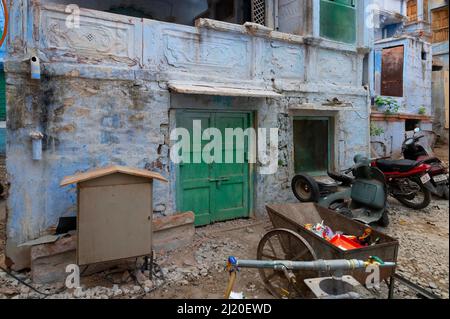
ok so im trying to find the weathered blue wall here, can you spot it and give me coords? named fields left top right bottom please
left=372, top=36, right=433, bottom=157
left=5, top=0, right=372, bottom=269
left=374, top=37, right=432, bottom=115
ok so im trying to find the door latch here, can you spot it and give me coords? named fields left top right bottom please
left=209, top=177, right=230, bottom=188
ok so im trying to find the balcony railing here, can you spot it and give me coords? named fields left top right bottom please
left=9, top=2, right=366, bottom=93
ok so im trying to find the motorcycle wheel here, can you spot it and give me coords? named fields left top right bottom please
left=444, top=187, right=449, bottom=200
left=291, top=174, right=321, bottom=203
left=394, top=178, right=431, bottom=210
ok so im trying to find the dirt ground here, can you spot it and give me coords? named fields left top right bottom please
left=143, top=198, right=449, bottom=300
left=2, top=198, right=448, bottom=299
left=147, top=219, right=276, bottom=300
left=0, top=145, right=449, bottom=300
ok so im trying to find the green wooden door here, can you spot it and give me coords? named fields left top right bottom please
left=293, top=117, right=334, bottom=175
left=177, top=111, right=252, bottom=226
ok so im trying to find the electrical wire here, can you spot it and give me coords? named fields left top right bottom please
left=0, top=265, right=66, bottom=299
left=100, top=257, right=166, bottom=299
left=0, top=0, right=8, bottom=48
left=134, top=257, right=167, bottom=298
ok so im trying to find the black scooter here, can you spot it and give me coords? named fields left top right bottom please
left=292, top=155, right=389, bottom=227
left=402, top=128, right=449, bottom=199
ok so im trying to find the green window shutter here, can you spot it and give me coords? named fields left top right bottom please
left=320, top=0, right=357, bottom=44
left=0, top=69, right=6, bottom=121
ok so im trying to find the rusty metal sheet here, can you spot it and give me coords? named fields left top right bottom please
left=381, top=45, right=404, bottom=97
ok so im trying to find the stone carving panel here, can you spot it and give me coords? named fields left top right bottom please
left=158, top=27, right=252, bottom=78
left=40, top=6, right=142, bottom=66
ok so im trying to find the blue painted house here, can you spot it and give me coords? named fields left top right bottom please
left=5, top=0, right=375, bottom=271
left=369, top=0, right=434, bottom=158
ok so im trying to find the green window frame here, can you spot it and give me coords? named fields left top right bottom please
left=320, top=0, right=357, bottom=44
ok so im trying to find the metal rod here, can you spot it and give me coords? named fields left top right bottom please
left=394, top=274, right=442, bottom=300
left=236, top=259, right=396, bottom=272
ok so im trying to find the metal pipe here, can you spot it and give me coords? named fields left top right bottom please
left=30, top=131, right=44, bottom=161
left=30, top=56, right=41, bottom=80
left=321, top=292, right=361, bottom=299
left=235, top=259, right=396, bottom=271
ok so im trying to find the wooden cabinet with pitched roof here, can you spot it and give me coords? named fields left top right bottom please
left=61, top=166, right=168, bottom=266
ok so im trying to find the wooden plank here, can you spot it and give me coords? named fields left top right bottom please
left=432, top=7, right=449, bottom=43
left=60, top=165, right=168, bottom=186
left=407, top=0, right=418, bottom=22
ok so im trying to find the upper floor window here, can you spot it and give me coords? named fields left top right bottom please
left=407, top=0, right=418, bottom=22
left=320, top=0, right=356, bottom=44
left=407, top=0, right=429, bottom=23
left=431, top=6, right=449, bottom=43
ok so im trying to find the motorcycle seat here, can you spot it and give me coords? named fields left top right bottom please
left=376, top=159, right=420, bottom=173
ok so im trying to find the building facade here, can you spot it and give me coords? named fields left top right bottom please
left=369, top=0, right=435, bottom=158
left=370, top=0, right=448, bottom=157
left=5, top=0, right=373, bottom=269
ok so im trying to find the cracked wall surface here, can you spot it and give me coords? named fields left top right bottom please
left=5, top=0, right=372, bottom=269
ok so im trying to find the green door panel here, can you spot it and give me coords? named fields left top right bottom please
left=177, top=113, right=213, bottom=226
left=212, top=112, right=250, bottom=223
left=293, top=117, right=333, bottom=175
left=176, top=111, right=252, bottom=226
left=320, top=0, right=356, bottom=44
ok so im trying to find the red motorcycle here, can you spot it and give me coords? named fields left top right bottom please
left=402, top=128, right=449, bottom=199
left=371, top=159, right=433, bottom=210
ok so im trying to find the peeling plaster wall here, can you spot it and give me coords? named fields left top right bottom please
left=5, top=0, right=371, bottom=269
left=371, top=119, right=433, bottom=158
left=5, top=74, right=173, bottom=267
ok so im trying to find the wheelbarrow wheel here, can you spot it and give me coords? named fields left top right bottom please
left=292, top=174, right=320, bottom=203
left=257, top=229, right=318, bottom=299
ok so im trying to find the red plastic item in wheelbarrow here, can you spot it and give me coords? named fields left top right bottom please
left=329, top=234, right=363, bottom=251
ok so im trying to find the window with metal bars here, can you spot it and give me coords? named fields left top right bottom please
left=251, top=0, right=266, bottom=25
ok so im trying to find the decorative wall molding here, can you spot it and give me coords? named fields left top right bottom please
left=39, top=4, right=142, bottom=66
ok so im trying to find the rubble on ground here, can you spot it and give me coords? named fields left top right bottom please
left=0, top=201, right=449, bottom=299
left=379, top=198, right=449, bottom=299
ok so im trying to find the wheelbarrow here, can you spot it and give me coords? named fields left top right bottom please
left=228, top=203, right=399, bottom=299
